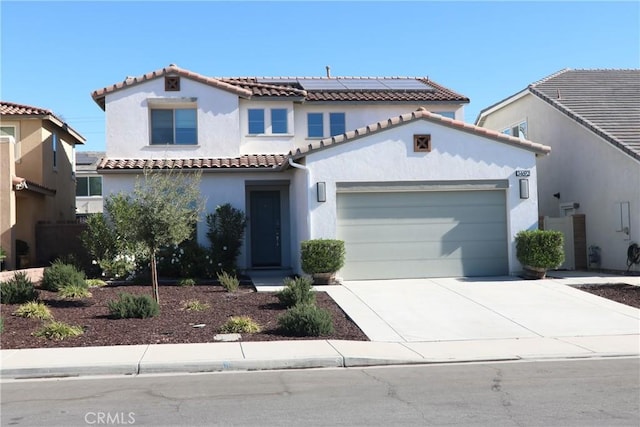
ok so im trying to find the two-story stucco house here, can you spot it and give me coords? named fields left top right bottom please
left=1, top=101, right=85, bottom=270
left=476, top=69, right=640, bottom=273
left=92, top=64, right=550, bottom=280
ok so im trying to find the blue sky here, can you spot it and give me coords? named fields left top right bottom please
left=1, top=1, right=638, bottom=152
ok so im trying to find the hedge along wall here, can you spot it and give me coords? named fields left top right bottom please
left=35, top=221, right=89, bottom=269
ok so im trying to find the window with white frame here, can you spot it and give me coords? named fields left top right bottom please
left=307, top=112, right=346, bottom=138
left=329, top=112, right=346, bottom=136
left=0, top=125, right=20, bottom=161
left=150, top=108, right=197, bottom=145
left=76, top=176, right=102, bottom=197
left=307, top=113, right=323, bottom=138
left=248, top=108, right=289, bottom=135
left=502, top=120, right=528, bottom=139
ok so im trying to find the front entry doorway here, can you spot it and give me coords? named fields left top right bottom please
left=250, top=190, right=282, bottom=267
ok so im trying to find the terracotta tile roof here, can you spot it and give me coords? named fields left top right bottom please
left=529, top=69, right=640, bottom=161
left=97, top=154, right=288, bottom=171
left=290, top=108, right=551, bottom=160
left=1, top=101, right=85, bottom=144
left=91, top=64, right=254, bottom=109
left=1, top=101, right=54, bottom=116
left=91, top=65, right=469, bottom=109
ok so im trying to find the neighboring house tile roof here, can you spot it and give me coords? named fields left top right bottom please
left=290, top=108, right=551, bottom=160
left=91, top=64, right=469, bottom=109
left=97, top=154, right=288, bottom=171
left=477, top=69, right=640, bottom=162
left=0, top=101, right=86, bottom=144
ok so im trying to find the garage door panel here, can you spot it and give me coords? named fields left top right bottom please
left=337, top=190, right=508, bottom=280
left=345, top=240, right=508, bottom=262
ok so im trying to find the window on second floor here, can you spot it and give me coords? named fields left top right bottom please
left=329, top=112, right=346, bottom=136
left=52, top=133, right=58, bottom=168
left=502, top=120, right=528, bottom=140
left=151, top=108, right=197, bottom=145
left=76, top=176, right=102, bottom=197
left=271, top=109, right=288, bottom=134
left=248, top=109, right=265, bottom=134
left=307, top=113, right=324, bottom=138
left=0, top=125, right=20, bottom=161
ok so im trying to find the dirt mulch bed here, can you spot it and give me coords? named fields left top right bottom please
left=0, top=283, right=368, bottom=350
left=574, top=283, right=640, bottom=308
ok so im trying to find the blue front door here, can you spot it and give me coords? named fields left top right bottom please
left=250, top=191, right=281, bottom=267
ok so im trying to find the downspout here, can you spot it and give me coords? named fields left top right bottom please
left=288, top=158, right=312, bottom=241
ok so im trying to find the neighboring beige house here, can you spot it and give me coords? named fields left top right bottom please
left=75, top=151, right=104, bottom=218
left=476, top=69, right=640, bottom=273
left=0, top=101, right=85, bottom=270
left=92, top=64, right=550, bottom=280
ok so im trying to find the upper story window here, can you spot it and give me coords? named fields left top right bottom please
left=307, top=113, right=324, bottom=138
left=308, top=112, right=347, bottom=138
left=150, top=108, right=197, bottom=145
left=329, top=112, right=346, bottom=136
left=0, top=125, right=20, bottom=161
left=502, top=120, right=527, bottom=140
left=248, top=108, right=290, bottom=135
left=248, top=109, right=265, bottom=134
left=76, top=176, right=102, bottom=197
left=434, top=111, right=455, bottom=119
left=52, top=133, right=58, bottom=168
left=271, top=109, right=288, bottom=134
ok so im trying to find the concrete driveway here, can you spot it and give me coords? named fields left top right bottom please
left=325, top=276, right=640, bottom=343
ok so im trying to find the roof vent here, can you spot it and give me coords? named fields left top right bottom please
left=326, top=66, right=331, bottom=78
left=557, top=89, right=562, bottom=99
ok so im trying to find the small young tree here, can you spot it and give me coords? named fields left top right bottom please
left=84, top=169, right=205, bottom=303
left=206, top=203, right=247, bottom=274
left=133, top=169, right=205, bottom=303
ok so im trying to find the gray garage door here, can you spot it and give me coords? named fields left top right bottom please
left=336, top=190, right=508, bottom=280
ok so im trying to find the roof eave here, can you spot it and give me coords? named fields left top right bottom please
left=475, top=89, right=531, bottom=126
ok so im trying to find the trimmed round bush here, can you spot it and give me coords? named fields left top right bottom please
left=13, top=301, right=52, bottom=320
left=0, top=272, right=38, bottom=304
left=516, top=230, right=565, bottom=270
left=41, top=260, right=87, bottom=292
left=220, top=316, right=261, bottom=333
left=278, top=304, right=334, bottom=337
left=300, top=239, right=345, bottom=274
left=108, top=293, right=159, bottom=319
left=276, top=277, right=315, bottom=308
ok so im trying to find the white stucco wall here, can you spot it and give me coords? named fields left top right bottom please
left=480, top=94, right=640, bottom=272
left=104, top=78, right=241, bottom=159
left=302, top=119, right=541, bottom=276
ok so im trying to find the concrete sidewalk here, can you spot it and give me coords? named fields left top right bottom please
left=1, top=272, right=639, bottom=380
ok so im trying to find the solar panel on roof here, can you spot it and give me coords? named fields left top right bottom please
left=339, top=79, right=389, bottom=90
left=381, top=80, right=434, bottom=90
left=257, top=78, right=300, bottom=84
left=299, top=79, right=348, bottom=90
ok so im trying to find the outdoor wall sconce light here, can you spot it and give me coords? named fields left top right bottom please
left=317, top=182, right=326, bottom=202
left=519, top=179, right=529, bottom=199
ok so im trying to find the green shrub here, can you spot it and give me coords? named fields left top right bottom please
left=158, top=239, right=212, bottom=279
left=278, top=304, right=334, bottom=337
left=181, top=299, right=210, bottom=312
left=86, top=279, right=108, bottom=288
left=0, top=272, right=38, bottom=304
left=13, top=301, right=52, bottom=320
left=108, top=293, right=160, bottom=319
left=58, top=284, right=92, bottom=299
left=516, top=230, right=565, bottom=270
left=178, top=278, right=197, bottom=287
left=220, top=316, right=261, bottom=333
left=207, top=204, right=248, bottom=274
left=276, top=277, right=315, bottom=308
left=300, top=239, right=345, bottom=274
left=33, top=321, right=83, bottom=340
left=41, top=260, right=87, bottom=292
left=217, top=271, right=239, bottom=292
